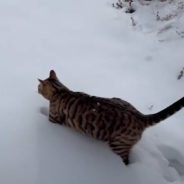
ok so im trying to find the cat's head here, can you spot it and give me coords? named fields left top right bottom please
left=38, top=70, right=68, bottom=100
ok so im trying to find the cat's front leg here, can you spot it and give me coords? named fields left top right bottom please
left=49, top=113, right=59, bottom=124
left=49, top=113, right=64, bottom=125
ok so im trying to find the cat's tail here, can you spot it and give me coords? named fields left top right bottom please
left=143, top=97, right=184, bottom=127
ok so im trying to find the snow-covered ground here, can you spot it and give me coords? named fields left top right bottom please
left=0, top=0, right=184, bottom=183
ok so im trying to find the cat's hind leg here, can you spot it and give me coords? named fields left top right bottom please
left=109, top=138, right=132, bottom=165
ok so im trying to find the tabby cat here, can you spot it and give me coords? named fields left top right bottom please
left=38, top=70, right=184, bottom=165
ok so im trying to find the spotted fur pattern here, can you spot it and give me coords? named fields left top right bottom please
left=38, top=70, right=184, bottom=165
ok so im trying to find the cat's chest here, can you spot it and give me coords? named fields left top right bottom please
left=49, top=102, right=65, bottom=121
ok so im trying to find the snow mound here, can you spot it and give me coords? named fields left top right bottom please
left=113, top=0, right=184, bottom=41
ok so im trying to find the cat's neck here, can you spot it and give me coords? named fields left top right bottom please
left=49, top=88, right=72, bottom=102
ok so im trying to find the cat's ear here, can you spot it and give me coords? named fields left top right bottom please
left=38, top=79, right=43, bottom=83
left=49, top=70, right=57, bottom=80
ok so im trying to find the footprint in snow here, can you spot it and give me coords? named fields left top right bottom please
left=158, top=145, right=184, bottom=177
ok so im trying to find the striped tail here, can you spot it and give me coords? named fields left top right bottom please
left=144, top=97, right=184, bottom=127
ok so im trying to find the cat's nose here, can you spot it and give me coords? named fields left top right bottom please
left=38, top=85, right=41, bottom=93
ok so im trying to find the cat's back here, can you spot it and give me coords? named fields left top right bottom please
left=64, top=90, right=141, bottom=116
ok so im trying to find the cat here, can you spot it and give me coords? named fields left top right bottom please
left=38, top=70, right=184, bottom=165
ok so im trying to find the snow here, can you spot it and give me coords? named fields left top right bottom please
left=0, top=0, right=184, bottom=183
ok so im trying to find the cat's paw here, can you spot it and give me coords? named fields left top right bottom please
left=39, top=107, right=49, bottom=117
